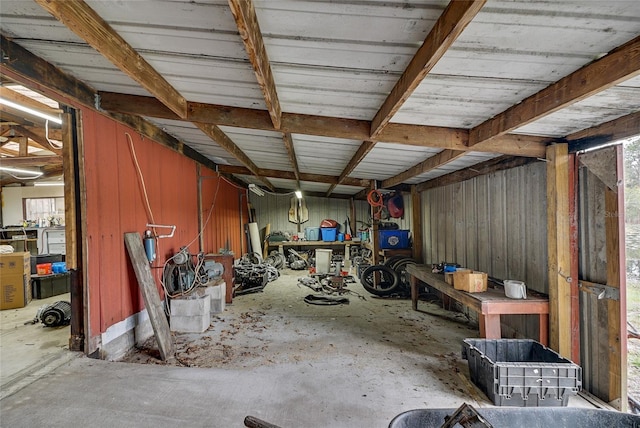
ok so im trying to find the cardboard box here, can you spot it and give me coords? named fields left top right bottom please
left=0, top=252, right=30, bottom=276
left=1, top=253, right=31, bottom=309
left=444, top=272, right=454, bottom=285
left=1, top=273, right=31, bottom=309
left=453, top=271, right=487, bottom=293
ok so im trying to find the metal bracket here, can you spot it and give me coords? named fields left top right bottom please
left=579, top=280, right=620, bottom=301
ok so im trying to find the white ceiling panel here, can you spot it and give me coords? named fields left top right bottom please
left=351, top=143, right=442, bottom=180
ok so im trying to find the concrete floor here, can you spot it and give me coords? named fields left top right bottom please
left=0, top=270, right=591, bottom=427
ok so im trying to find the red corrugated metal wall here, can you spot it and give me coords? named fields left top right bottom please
left=81, top=108, right=244, bottom=342
left=200, top=171, right=248, bottom=255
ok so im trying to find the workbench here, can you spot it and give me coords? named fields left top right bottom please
left=406, top=264, right=549, bottom=345
left=268, top=240, right=360, bottom=260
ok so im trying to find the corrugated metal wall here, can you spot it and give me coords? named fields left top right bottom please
left=421, top=162, right=547, bottom=339
left=200, top=173, right=247, bottom=255
left=249, top=194, right=369, bottom=237
left=82, top=109, right=244, bottom=342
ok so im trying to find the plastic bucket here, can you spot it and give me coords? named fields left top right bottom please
left=504, top=280, right=527, bottom=299
left=315, top=249, right=332, bottom=274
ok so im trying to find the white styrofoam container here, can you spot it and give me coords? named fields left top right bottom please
left=170, top=295, right=210, bottom=333
left=315, top=249, right=332, bottom=274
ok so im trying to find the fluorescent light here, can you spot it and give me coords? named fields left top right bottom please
left=0, top=98, right=62, bottom=124
left=248, top=184, right=265, bottom=196
left=295, top=190, right=302, bottom=199
left=34, top=181, right=64, bottom=187
left=0, top=166, right=43, bottom=178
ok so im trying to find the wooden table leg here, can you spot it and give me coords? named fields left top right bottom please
left=479, top=314, right=501, bottom=339
left=411, top=275, right=418, bottom=311
left=539, top=313, right=549, bottom=346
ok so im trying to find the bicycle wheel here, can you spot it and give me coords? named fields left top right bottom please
left=360, top=265, right=400, bottom=296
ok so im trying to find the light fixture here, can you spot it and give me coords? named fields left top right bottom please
left=0, top=166, right=43, bottom=178
left=295, top=190, right=302, bottom=199
left=248, top=183, right=265, bottom=196
left=0, top=98, right=62, bottom=124
left=34, top=181, right=64, bottom=187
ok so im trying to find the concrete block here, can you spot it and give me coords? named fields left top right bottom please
left=195, top=283, right=226, bottom=314
left=170, top=295, right=210, bottom=333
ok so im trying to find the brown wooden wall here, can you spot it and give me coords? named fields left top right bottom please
left=81, top=108, right=244, bottom=340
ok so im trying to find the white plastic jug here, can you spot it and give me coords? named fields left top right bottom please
left=504, top=280, right=527, bottom=299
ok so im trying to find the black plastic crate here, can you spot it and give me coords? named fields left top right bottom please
left=462, top=339, right=582, bottom=407
left=32, top=273, right=71, bottom=299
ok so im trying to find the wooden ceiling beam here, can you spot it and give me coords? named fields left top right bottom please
left=282, top=133, right=300, bottom=186
left=218, top=164, right=371, bottom=188
left=12, top=125, right=62, bottom=155
left=99, top=92, right=547, bottom=157
left=228, top=0, right=282, bottom=129
left=0, top=86, right=61, bottom=116
left=567, top=111, right=640, bottom=152
left=370, top=0, right=486, bottom=137
left=469, top=35, right=640, bottom=147
left=326, top=141, right=377, bottom=196
left=194, top=122, right=274, bottom=191
left=381, top=149, right=466, bottom=189
left=33, top=0, right=188, bottom=119
left=0, top=155, right=62, bottom=168
left=416, top=156, right=538, bottom=192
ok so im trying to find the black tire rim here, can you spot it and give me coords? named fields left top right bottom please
left=361, top=265, right=400, bottom=296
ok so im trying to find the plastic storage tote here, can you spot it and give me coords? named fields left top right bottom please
left=305, top=227, right=321, bottom=241
left=378, top=230, right=410, bottom=249
left=462, top=338, right=581, bottom=407
left=321, top=227, right=337, bottom=241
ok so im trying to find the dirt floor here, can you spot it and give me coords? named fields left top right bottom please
left=121, top=269, right=490, bottom=406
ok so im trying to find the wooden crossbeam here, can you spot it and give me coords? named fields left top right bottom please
left=0, top=155, right=62, bottom=167
left=195, top=122, right=274, bottom=191
left=0, top=125, right=63, bottom=141
left=13, top=125, right=62, bottom=155
left=99, top=92, right=547, bottom=157
left=0, top=86, right=61, bottom=116
left=326, top=141, right=376, bottom=196
left=567, top=111, right=640, bottom=153
left=381, top=149, right=466, bottom=189
left=217, top=164, right=371, bottom=188
left=34, top=0, right=188, bottom=119
left=282, top=133, right=300, bottom=185
left=228, top=0, right=282, bottom=129
left=370, top=0, right=486, bottom=137
left=469, top=35, right=640, bottom=147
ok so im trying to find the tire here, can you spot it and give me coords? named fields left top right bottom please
left=392, top=258, right=417, bottom=290
left=361, top=265, right=400, bottom=296
left=382, top=255, right=406, bottom=269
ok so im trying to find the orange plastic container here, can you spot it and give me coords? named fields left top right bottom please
left=36, top=263, right=52, bottom=275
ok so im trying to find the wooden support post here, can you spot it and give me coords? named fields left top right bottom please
left=411, top=185, right=423, bottom=263
left=124, top=232, right=174, bottom=361
left=568, top=154, right=581, bottom=364
left=547, top=143, right=572, bottom=358
left=605, top=145, right=626, bottom=410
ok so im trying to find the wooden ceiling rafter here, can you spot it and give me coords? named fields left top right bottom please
left=0, top=155, right=62, bottom=167
left=370, top=0, right=486, bottom=138
left=100, top=92, right=547, bottom=157
left=281, top=132, right=301, bottom=188
left=381, top=149, right=467, bottom=189
left=217, top=164, right=372, bottom=188
left=12, top=125, right=62, bottom=155
left=228, top=0, right=282, bottom=130
left=326, top=140, right=377, bottom=196
left=30, top=2, right=276, bottom=188
left=194, top=122, right=274, bottom=191
left=0, top=86, right=61, bottom=116
left=33, top=0, right=188, bottom=119
left=469, top=35, right=640, bottom=147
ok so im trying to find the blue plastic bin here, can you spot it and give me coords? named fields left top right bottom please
left=305, top=227, right=321, bottom=241
left=321, top=227, right=337, bottom=241
left=378, top=230, right=410, bottom=249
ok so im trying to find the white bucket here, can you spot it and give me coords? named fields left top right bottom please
left=504, top=280, right=527, bottom=299
left=315, top=249, right=332, bottom=274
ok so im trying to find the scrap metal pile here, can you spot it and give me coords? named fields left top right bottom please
left=233, top=253, right=280, bottom=296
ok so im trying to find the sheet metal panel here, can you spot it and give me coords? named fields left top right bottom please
left=421, top=162, right=547, bottom=339
left=294, top=135, right=362, bottom=177
left=351, top=143, right=441, bottom=180
left=405, top=151, right=501, bottom=184
left=219, top=126, right=292, bottom=171
left=394, top=0, right=640, bottom=130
